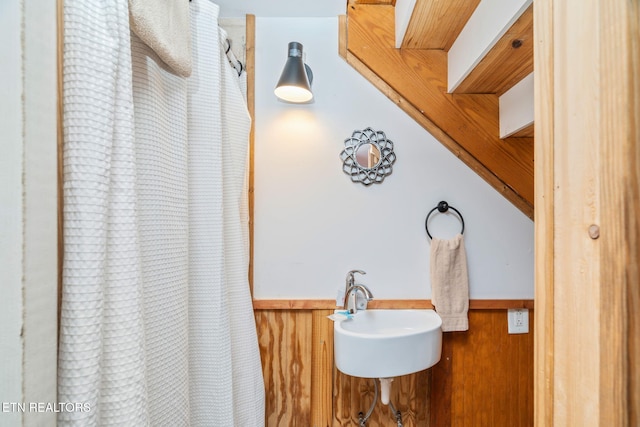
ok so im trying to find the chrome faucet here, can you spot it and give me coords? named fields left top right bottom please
left=344, top=270, right=374, bottom=314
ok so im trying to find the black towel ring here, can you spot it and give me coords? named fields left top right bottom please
left=425, top=201, right=465, bottom=239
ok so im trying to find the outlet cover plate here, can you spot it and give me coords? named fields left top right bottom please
left=508, top=308, right=529, bottom=334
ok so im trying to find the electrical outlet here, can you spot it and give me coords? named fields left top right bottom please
left=507, top=309, right=529, bottom=334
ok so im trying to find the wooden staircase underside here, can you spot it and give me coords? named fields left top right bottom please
left=340, top=2, right=534, bottom=218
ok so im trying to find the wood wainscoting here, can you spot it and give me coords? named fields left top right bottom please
left=254, top=302, right=534, bottom=427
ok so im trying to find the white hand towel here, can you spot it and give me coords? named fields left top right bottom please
left=129, top=0, right=192, bottom=77
left=430, top=234, right=469, bottom=332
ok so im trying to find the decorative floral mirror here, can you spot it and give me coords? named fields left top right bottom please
left=339, top=128, right=396, bottom=186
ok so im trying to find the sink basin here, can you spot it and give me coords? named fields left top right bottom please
left=334, top=309, right=442, bottom=378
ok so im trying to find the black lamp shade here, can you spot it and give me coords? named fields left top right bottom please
left=274, top=42, right=313, bottom=103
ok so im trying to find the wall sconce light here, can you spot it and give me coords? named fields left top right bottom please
left=274, top=42, right=313, bottom=103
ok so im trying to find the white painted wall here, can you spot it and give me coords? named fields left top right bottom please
left=215, top=0, right=345, bottom=18
left=253, top=17, right=534, bottom=300
left=0, top=1, right=58, bottom=425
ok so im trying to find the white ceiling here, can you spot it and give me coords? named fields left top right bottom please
left=214, top=0, right=346, bottom=18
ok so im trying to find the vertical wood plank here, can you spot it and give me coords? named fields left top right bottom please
left=533, top=0, right=554, bottom=424
left=597, top=1, right=640, bottom=426
left=332, top=366, right=350, bottom=425
left=396, top=370, right=431, bottom=426
left=430, top=331, right=453, bottom=426
left=311, top=310, right=334, bottom=427
left=552, top=0, right=604, bottom=425
left=290, top=311, right=313, bottom=426
left=245, top=14, right=255, bottom=295
left=626, top=0, right=640, bottom=412
left=255, top=310, right=278, bottom=425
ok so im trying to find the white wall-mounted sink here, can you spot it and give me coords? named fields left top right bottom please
left=334, top=309, right=442, bottom=378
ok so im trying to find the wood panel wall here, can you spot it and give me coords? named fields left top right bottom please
left=255, top=307, right=533, bottom=426
left=431, top=310, right=533, bottom=427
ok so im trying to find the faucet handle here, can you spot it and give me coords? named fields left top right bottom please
left=346, top=270, right=366, bottom=284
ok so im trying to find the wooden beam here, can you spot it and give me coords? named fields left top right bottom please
left=535, top=0, right=640, bottom=425
left=551, top=0, right=602, bottom=421
left=401, top=0, right=480, bottom=50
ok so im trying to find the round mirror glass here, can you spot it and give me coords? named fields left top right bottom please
left=355, top=143, right=381, bottom=169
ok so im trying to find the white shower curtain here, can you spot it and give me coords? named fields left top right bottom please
left=58, top=0, right=264, bottom=425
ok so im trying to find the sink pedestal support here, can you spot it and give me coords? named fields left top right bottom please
left=379, top=377, right=394, bottom=405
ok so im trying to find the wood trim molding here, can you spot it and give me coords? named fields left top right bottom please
left=252, top=299, right=534, bottom=310
left=246, top=14, right=256, bottom=296
left=338, top=15, right=347, bottom=59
